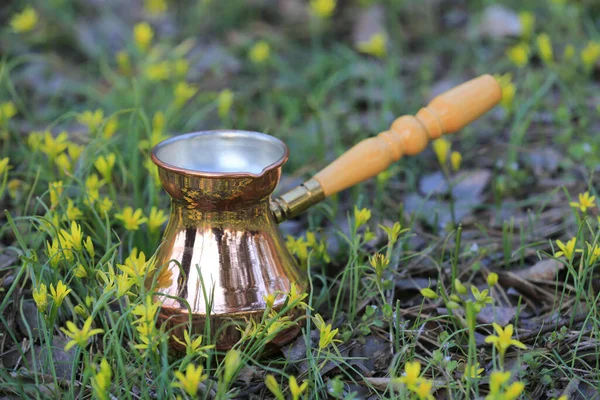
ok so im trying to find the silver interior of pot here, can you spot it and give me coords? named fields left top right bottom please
left=152, top=130, right=288, bottom=175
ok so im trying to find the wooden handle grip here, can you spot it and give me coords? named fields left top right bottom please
left=313, top=74, right=501, bottom=197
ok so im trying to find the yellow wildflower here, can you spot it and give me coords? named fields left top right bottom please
left=134, top=22, right=154, bottom=52
left=518, top=11, right=535, bottom=38
left=33, top=283, right=48, bottom=313
left=310, top=0, right=336, bottom=18
left=569, top=191, right=596, bottom=212
left=49, top=280, right=72, bottom=307
left=484, top=323, right=526, bottom=360
left=313, top=314, right=340, bottom=350
left=77, top=109, right=104, bottom=132
left=116, top=51, right=132, bottom=75
left=86, top=174, right=105, bottom=193
left=506, top=43, right=530, bottom=68
left=103, top=117, right=119, bottom=139
left=61, top=317, right=104, bottom=351
left=217, top=89, right=234, bottom=118
left=223, top=349, right=242, bottom=384
left=74, top=264, right=88, bottom=278
left=450, top=151, right=462, bottom=171
left=172, top=364, right=207, bottom=397
left=145, top=61, right=170, bottom=81
left=172, top=330, right=214, bottom=357
left=49, top=181, right=64, bottom=208
left=581, top=41, right=600, bottom=71
left=357, top=32, right=387, bottom=58
left=486, top=371, right=525, bottom=400
left=94, top=153, right=116, bottom=182
left=118, top=249, right=154, bottom=280
left=147, top=206, right=168, bottom=233
left=60, top=221, right=83, bottom=251
left=369, top=253, right=390, bottom=281
left=144, top=0, right=167, bottom=16
left=64, top=199, right=82, bottom=221
left=471, top=285, right=494, bottom=312
left=0, top=101, right=17, bottom=124
left=432, top=138, right=451, bottom=165
left=91, top=359, right=112, bottom=400
left=487, top=272, right=498, bottom=287
left=40, top=131, right=69, bottom=160
left=131, top=296, right=161, bottom=350
left=265, top=375, right=284, bottom=400
left=463, top=362, right=484, bottom=379
left=96, top=196, right=113, bottom=214
left=354, top=206, right=371, bottom=230
left=414, top=379, right=435, bottom=400
left=115, top=273, right=133, bottom=298
left=173, top=81, right=197, bottom=107
left=396, top=361, right=421, bottom=391
left=115, top=207, right=148, bottom=231
left=586, top=242, right=600, bottom=265
left=174, top=59, right=189, bottom=77
left=85, top=236, right=95, bottom=259
left=249, top=41, right=271, bottom=64
left=536, top=33, right=553, bottom=64
left=55, top=154, right=72, bottom=174
left=289, top=376, right=309, bottom=400
left=554, top=237, right=581, bottom=260
left=68, top=143, right=85, bottom=162
left=0, top=157, right=10, bottom=176
left=11, top=7, right=38, bottom=33
left=46, top=239, right=61, bottom=268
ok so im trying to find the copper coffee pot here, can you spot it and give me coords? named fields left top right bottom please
left=150, top=75, right=502, bottom=349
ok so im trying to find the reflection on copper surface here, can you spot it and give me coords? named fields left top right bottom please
left=150, top=133, right=306, bottom=349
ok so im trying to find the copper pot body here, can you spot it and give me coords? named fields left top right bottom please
left=150, top=131, right=307, bottom=349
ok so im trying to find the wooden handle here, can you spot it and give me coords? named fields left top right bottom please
left=313, top=74, right=501, bottom=196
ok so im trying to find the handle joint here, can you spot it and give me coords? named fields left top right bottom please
left=270, top=178, right=325, bottom=223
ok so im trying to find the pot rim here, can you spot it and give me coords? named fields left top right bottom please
left=150, top=130, right=289, bottom=178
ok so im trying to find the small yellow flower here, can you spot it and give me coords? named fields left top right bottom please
left=55, top=153, right=72, bottom=174
left=85, top=236, right=95, bottom=259
left=249, top=41, right=271, bottom=64
left=7, top=179, right=22, bottom=198
left=0, top=157, right=10, bottom=176
left=115, top=273, right=133, bottom=298
left=174, top=59, right=189, bottom=77
left=77, top=109, right=104, bottom=132
left=569, top=191, right=596, bottom=212
left=487, top=272, right=498, bottom=287
left=369, top=253, right=390, bottom=281
left=581, top=41, right=600, bottom=71
left=116, top=51, right=132, bottom=75
left=518, top=11, right=535, bottom=38
left=486, top=371, right=524, bottom=400
left=488, top=371, right=511, bottom=395
left=145, top=62, right=170, bottom=81
left=49, top=181, right=64, bottom=208
left=94, top=154, right=116, bottom=182
left=0, top=101, right=17, bottom=124
left=64, top=199, right=83, bottom=221
left=471, top=285, right=494, bottom=312
left=450, top=151, right=462, bottom=171
left=354, top=206, right=371, bottom=230
left=432, top=138, right=451, bottom=165
left=134, top=22, right=154, bottom=52
left=172, top=364, right=207, bottom=397
left=96, top=196, right=114, bottom=214
left=217, top=89, right=234, bottom=119
left=223, top=348, right=242, bottom=384
left=60, top=221, right=84, bottom=251
left=118, top=249, right=154, bottom=280
left=144, top=0, right=167, bottom=16
left=289, top=376, right=309, bottom=400
left=173, top=82, right=197, bottom=107
left=11, top=7, right=38, bottom=33
left=564, top=44, right=575, bottom=61
left=27, top=131, right=44, bottom=151
left=554, top=237, right=581, bottom=260
left=414, top=379, right=435, bottom=400
left=172, top=330, right=214, bottom=357
left=49, top=280, right=72, bottom=307
left=40, top=131, right=69, bottom=160
left=103, top=117, right=119, bottom=139
left=463, top=362, right=484, bottom=379
left=265, top=375, right=284, bottom=400
left=536, top=33, right=553, bottom=64
left=310, top=0, right=336, bottom=18
left=586, top=242, right=600, bottom=265
left=91, top=359, right=112, bottom=400
left=61, top=317, right=104, bottom=351
left=68, top=143, right=85, bottom=162
left=506, top=43, right=530, bottom=68
left=74, top=264, right=88, bottom=278
left=357, top=32, right=387, bottom=58
left=396, top=361, right=421, bottom=391
left=484, top=323, right=526, bottom=359
left=33, top=283, right=48, bottom=313
left=147, top=206, right=168, bottom=233
left=313, top=314, right=341, bottom=350
left=115, top=207, right=148, bottom=231
left=420, top=287, right=438, bottom=300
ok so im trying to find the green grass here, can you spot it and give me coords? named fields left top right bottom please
left=1, top=0, right=600, bottom=399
